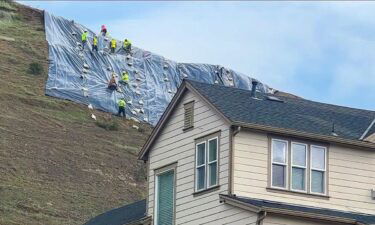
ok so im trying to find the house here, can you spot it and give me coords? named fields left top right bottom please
left=86, top=79, right=375, bottom=225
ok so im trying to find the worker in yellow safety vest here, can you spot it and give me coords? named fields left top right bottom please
left=110, top=38, right=116, bottom=54
left=92, top=35, right=98, bottom=52
left=120, top=71, right=129, bottom=84
left=81, top=30, right=88, bottom=50
left=117, top=98, right=126, bottom=118
left=123, top=39, right=132, bottom=54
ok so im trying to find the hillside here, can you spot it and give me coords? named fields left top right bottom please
left=0, top=1, right=152, bottom=225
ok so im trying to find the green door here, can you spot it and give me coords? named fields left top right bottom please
left=156, top=170, right=175, bottom=225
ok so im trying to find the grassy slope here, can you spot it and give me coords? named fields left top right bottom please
left=0, top=1, right=151, bottom=224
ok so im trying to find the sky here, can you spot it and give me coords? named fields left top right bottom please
left=20, top=1, right=375, bottom=110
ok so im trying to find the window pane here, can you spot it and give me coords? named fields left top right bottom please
left=208, top=162, right=217, bottom=187
left=208, top=139, right=217, bottom=162
left=292, top=143, right=306, bottom=167
left=272, top=140, right=287, bottom=163
left=292, top=167, right=305, bottom=190
left=197, top=143, right=206, bottom=166
left=197, top=166, right=205, bottom=190
left=272, top=164, right=286, bottom=188
left=311, top=146, right=325, bottom=170
left=311, top=170, right=325, bottom=194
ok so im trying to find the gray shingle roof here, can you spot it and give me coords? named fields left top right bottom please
left=221, top=194, right=375, bottom=224
left=84, top=199, right=146, bottom=225
left=187, top=80, right=375, bottom=141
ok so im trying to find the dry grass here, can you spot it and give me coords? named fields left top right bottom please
left=0, top=2, right=152, bottom=225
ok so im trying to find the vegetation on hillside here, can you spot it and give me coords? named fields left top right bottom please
left=0, top=1, right=151, bottom=224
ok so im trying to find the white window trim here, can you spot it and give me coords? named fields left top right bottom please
left=270, top=138, right=288, bottom=190
left=290, top=142, right=308, bottom=193
left=195, top=141, right=207, bottom=192
left=154, top=167, right=176, bottom=225
left=310, top=145, right=327, bottom=195
left=269, top=138, right=328, bottom=196
left=207, top=137, right=219, bottom=188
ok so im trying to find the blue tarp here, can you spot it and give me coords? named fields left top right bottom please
left=44, top=11, right=274, bottom=125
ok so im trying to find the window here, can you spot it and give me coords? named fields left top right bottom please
left=310, top=145, right=326, bottom=194
left=270, top=138, right=327, bottom=195
left=154, top=165, right=176, bottom=225
left=195, top=136, right=219, bottom=192
left=196, top=142, right=206, bottom=191
left=183, top=101, right=194, bottom=130
left=208, top=138, right=218, bottom=187
left=291, top=143, right=307, bottom=191
left=271, top=140, right=288, bottom=188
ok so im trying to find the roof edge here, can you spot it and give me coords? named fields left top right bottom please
left=233, top=121, right=375, bottom=150
left=262, top=207, right=357, bottom=224
left=359, top=118, right=375, bottom=141
left=220, top=195, right=362, bottom=225
left=219, top=194, right=261, bottom=213
left=138, top=81, right=188, bottom=161
left=185, top=81, right=232, bottom=125
left=127, top=216, right=151, bottom=225
left=138, top=79, right=233, bottom=161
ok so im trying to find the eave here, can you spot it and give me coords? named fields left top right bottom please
left=232, top=121, right=375, bottom=151
left=220, top=195, right=370, bottom=225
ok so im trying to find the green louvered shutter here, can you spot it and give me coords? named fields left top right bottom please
left=157, top=170, right=175, bottom=225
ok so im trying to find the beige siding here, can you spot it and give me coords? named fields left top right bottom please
left=233, top=129, right=375, bottom=215
left=147, top=90, right=256, bottom=224
left=263, top=213, right=347, bottom=225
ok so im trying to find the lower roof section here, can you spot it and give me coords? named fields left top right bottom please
left=84, top=199, right=147, bottom=225
left=220, top=194, right=375, bottom=225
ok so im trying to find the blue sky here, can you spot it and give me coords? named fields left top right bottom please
left=20, top=1, right=375, bottom=110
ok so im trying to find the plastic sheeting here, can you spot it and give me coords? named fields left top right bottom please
left=44, top=11, right=274, bottom=125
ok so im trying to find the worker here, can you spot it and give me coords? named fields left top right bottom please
left=123, top=39, right=132, bottom=54
left=110, top=38, right=117, bottom=54
left=92, top=35, right=98, bottom=52
left=81, top=30, right=88, bottom=50
left=117, top=98, right=126, bottom=118
left=101, top=25, right=107, bottom=36
left=120, top=71, right=129, bottom=84
left=108, top=74, right=118, bottom=90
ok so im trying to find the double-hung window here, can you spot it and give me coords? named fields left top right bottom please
left=291, top=143, right=307, bottom=191
left=195, top=135, right=219, bottom=192
left=270, top=138, right=327, bottom=195
left=271, top=139, right=288, bottom=188
left=310, top=145, right=326, bottom=194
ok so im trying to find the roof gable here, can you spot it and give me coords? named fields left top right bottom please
left=138, top=80, right=230, bottom=161
left=139, top=79, right=375, bottom=161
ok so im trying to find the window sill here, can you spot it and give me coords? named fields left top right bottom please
left=266, top=187, right=330, bottom=200
left=183, top=126, right=194, bottom=132
left=193, top=185, right=220, bottom=197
